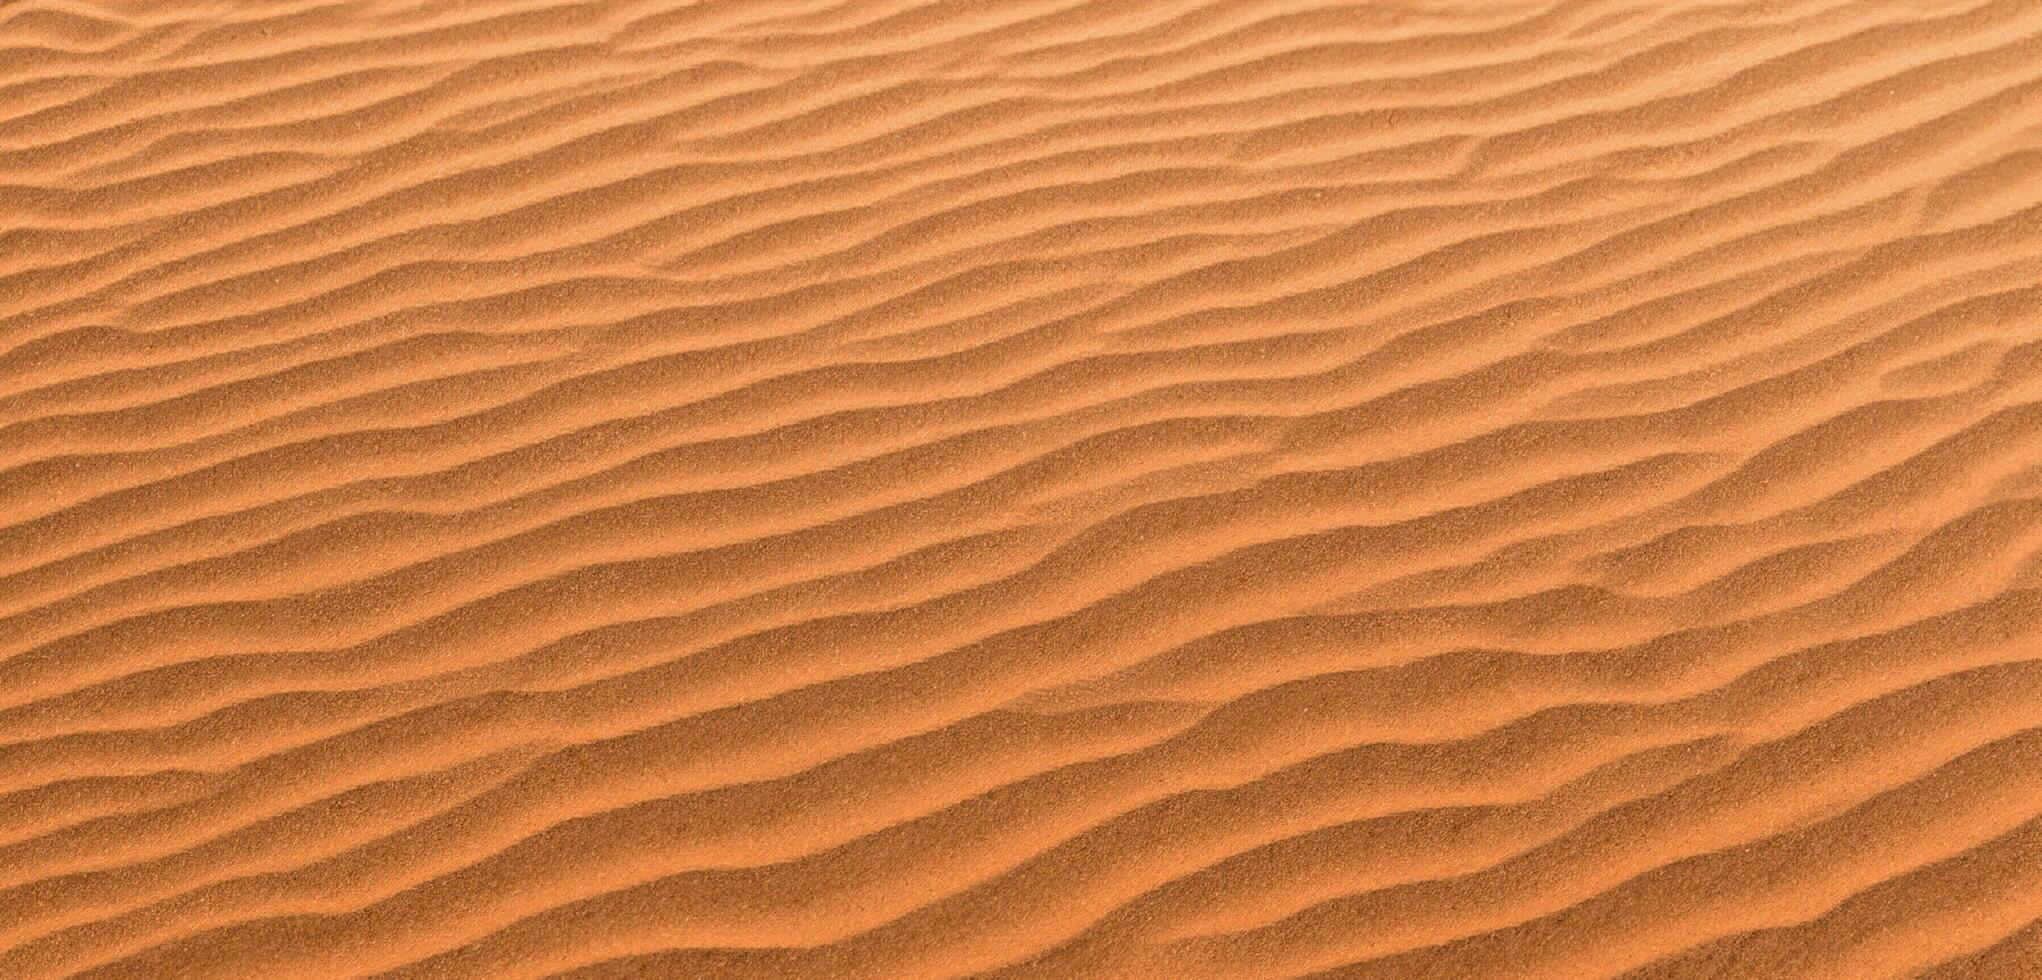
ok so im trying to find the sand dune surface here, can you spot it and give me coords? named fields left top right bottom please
left=4, top=0, right=2042, bottom=977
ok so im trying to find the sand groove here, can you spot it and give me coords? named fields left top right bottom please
left=3, top=0, right=2041, bottom=977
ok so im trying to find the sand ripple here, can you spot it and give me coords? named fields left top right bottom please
left=4, top=0, right=2042, bottom=977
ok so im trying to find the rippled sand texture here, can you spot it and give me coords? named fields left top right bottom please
left=5, top=0, right=2042, bottom=977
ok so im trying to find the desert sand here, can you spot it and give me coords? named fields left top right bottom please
left=2, top=0, right=2041, bottom=977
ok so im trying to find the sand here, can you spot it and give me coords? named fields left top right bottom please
left=2, top=0, right=2041, bottom=977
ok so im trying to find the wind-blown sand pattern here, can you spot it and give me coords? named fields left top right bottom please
left=3, top=0, right=2042, bottom=976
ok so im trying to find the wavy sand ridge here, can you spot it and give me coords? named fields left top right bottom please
left=3, top=0, right=2042, bottom=976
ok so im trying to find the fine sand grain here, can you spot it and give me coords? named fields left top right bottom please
left=4, top=0, right=2042, bottom=977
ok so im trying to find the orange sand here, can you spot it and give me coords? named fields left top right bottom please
left=3, top=0, right=2042, bottom=977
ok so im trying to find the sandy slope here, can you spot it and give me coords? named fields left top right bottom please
left=2, top=0, right=2041, bottom=976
